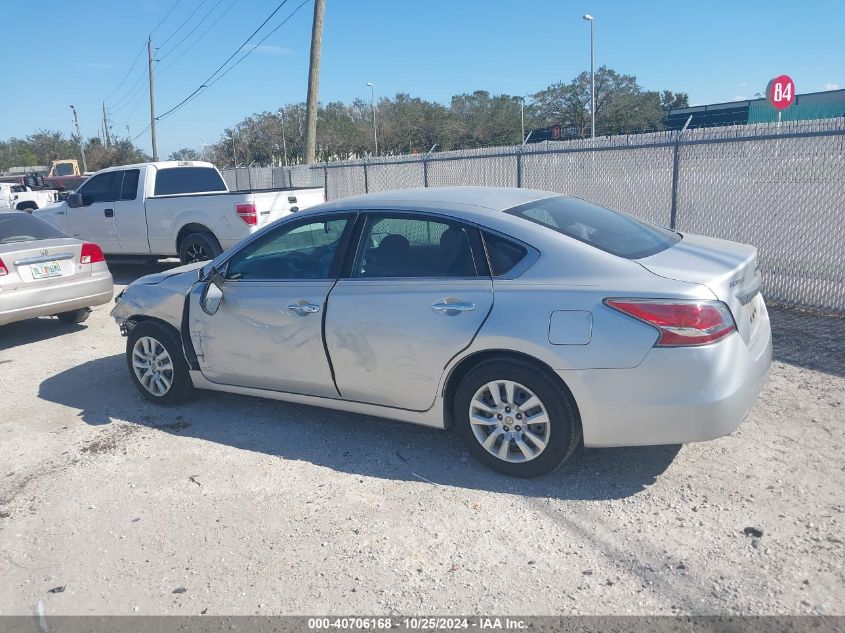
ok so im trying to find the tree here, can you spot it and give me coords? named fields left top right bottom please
left=533, top=66, right=677, bottom=137
left=168, top=148, right=201, bottom=161
left=661, top=90, right=689, bottom=110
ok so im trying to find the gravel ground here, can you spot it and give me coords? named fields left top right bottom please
left=0, top=263, right=843, bottom=616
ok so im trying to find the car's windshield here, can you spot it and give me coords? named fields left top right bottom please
left=0, top=213, right=67, bottom=244
left=505, top=195, right=681, bottom=259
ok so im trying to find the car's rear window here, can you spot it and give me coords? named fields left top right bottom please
left=0, top=213, right=66, bottom=244
left=505, top=196, right=680, bottom=259
left=154, top=167, right=226, bottom=196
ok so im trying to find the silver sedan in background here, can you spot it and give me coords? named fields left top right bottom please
left=0, top=211, right=113, bottom=327
left=111, top=187, right=772, bottom=477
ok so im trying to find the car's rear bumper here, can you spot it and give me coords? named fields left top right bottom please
left=558, top=309, right=772, bottom=448
left=0, top=273, right=113, bottom=326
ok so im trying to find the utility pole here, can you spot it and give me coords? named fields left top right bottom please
left=367, top=82, right=378, bottom=156
left=304, top=0, right=325, bottom=164
left=102, top=101, right=112, bottom=148
left=69, top=105, right=88, bottom=172
left=279, top=109, right=289, bottom=167
left=148, top=35, right=159, bottom=160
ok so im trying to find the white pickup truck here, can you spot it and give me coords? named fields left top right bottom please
left=34, top=161, right=324, bottom=263
left=0, top=182, right=59, bottom=212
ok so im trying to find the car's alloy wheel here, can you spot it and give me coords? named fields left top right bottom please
left=126, top=321, right=194, bottom=404
left=454, top=358, right=581, bottom=477
left=469, top=380, right=550, bottom=463
left=132, top=336, right=174, bottom=396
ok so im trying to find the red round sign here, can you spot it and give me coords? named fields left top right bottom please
left=767, top=75, right=796, bottom=110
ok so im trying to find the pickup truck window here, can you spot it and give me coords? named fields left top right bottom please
left=77, top=172, right=118, bottom=203
left=154, top=167, right=226, bottom=196
left=119, top=170, right=140, bottom=201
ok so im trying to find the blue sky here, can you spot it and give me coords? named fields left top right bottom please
left=1, top=0, right=842, bottom=157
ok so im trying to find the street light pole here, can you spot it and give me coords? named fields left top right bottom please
left=367, top=82, right=378, bottom=156
left=583, top=14, right=595, bottom=139
left=69, top=105, right=88, bottom=172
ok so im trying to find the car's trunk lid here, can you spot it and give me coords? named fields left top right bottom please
left=636, top=233, right=765, bottom=345
left=0, top=238, right=88, bottom=291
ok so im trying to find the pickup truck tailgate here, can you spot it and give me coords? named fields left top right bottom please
left=254, top=188, right=325, bottom=226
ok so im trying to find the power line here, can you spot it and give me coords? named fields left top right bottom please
left=103, top=0, right=182, bottom=103
left=158, top=0, right=211, bottom=51
left=103, top=42, right=146, bottom=102
left=155, top=0, right=296, bottom=122
left=158, top=0, right=240, bottom=76
left=205, top=0, right=309, bottom=90
left=150, top=0, right=183, bottom=35
left=110, top=67, right=153, bottom=113
left=158, top=0, right=227, bottom=64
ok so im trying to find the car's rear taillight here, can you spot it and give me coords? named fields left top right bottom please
left=80, top=242, right=105, bottom=264
left=236, top=202, right=257, bottom=225
left=604, top=299, right=736, bottom=347
left=0, top=256, right=7, bottom=276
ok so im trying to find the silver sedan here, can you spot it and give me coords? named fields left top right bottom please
left=111, top=188, right=772, bottom=477
left=0, top=211, right=113, bottom=327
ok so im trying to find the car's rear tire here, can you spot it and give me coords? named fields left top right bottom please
left=126, top=321, right=194, bottom=404
left=56, top=308, right=90, bottom=324
left=179, top=232, right=221, bottom=264
left=454, top=358, right=581, bottom=477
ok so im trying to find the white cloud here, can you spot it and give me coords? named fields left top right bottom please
left=732, top=95, right=748, bottom=101
left=255, top=45, right=293, bottom=55
left=823, top=82, right=840, bottom=91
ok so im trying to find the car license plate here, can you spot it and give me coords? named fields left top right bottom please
left=30, top=261, right=63, bottom=279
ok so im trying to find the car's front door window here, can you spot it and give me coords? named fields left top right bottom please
left=226, top=216, right=350, bottom=281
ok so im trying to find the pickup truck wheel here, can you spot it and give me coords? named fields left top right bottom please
left=179, top=232, right=221, bottom=264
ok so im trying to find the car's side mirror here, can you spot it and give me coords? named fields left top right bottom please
left=66, top=192, right=83, bottom=208
left=201, top=279, right=224, bottom=315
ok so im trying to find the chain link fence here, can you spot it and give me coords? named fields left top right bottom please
left=221, top=118, right=845, bottom=312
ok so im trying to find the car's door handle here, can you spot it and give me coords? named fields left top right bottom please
left=431, top=299, right=476, bottom=315
left=104, top=208, right=114, bottom=218
left=55, top=211, right=65, bottom=215
left=287, top=301, right=321, bottom=316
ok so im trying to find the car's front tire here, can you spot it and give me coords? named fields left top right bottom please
left=454, top=358, right=581, bottom=477
left=126, top=321, right=194, bottom=404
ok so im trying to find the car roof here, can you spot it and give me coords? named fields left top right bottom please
left=315, top=186, right=558, bottom=215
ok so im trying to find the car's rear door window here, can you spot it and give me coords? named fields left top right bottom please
left=353, top=214, right=483, bottom=278
left=505, top=196, right=680, bottom=259
left=119, top=169, right=140, bottom=201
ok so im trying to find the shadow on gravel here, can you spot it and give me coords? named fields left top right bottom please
left=769, top=306, right=845, bottom=377
left=38, top=353, right=679, bottom=500
left=0, top=318, right=87, bottom=351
